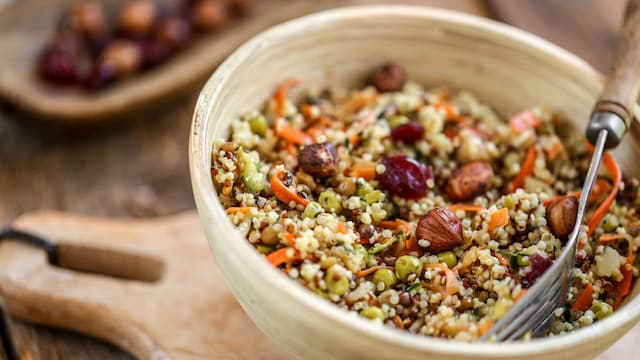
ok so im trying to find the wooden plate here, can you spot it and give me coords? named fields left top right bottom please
left=0, top=0, right=330, bottom=124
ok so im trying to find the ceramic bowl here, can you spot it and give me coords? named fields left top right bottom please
left=190, top=6, right=640, bottom=359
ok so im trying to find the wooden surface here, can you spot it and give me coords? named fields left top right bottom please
left=0, top=0, right=634, bottom=359
left=0, top=211, right=287, bottom=360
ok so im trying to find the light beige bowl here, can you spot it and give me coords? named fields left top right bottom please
left=190, top=6, right=640, bottom=360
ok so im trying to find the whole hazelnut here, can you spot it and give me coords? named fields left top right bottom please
left=547, top=196, right=578, bottom=241
left=446, top=161, right=493, bottom=202
left=191, top=0, right=230, bottom=32
left=369, top=62, right=407, bottom=92
left=65, top=1, right=107, bottom=39
left=118, top=0, right=157, bottom=37
left=416, top=207, right=463, bottom=253
left=298, top=142, right=338, bottom=179
left=99, top=40, right=143, bottom=78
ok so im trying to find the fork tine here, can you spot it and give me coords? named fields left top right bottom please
left=502, top=285, right=562, bottom=340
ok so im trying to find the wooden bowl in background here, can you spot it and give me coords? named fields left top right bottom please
left=190, top=6, right=640, bottom=359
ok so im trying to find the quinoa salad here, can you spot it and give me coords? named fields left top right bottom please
left=211, top=63, right=640, bottom=341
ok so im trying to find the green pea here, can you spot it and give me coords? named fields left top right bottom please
left=395, top=255, right=422, bottom=282
left=303, top=201, right=323, bottom=219
left=353, top=244, right=369, bottom=265
left=601, top=215, right=619, bottom=233
left=437, top=251, right=458, bottom=268
left=256, top=244, right=275, bottom=254
left=318, top=190, right=343, bottom=213
left=325, top=265, right=350, bottom=296
left=248, top=114, right=268, bottom=136
left=372, top=268, right=397, bottom=291
left=360, top=306, right=385, bottom=321
left=388, top=115, right=408, bottom=129
left=591, top=300, right=613, bottom=319
left=356, top=179, right=374, bottom=196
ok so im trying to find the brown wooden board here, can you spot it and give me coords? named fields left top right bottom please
left=0, top=0, right=635, bottom=358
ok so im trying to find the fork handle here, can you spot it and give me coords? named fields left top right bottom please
left=587, top=0, right=640, bottom=148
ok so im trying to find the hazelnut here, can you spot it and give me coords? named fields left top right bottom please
left=191, top=0, right=230, bottom=32
left=547, top=196, right=578, bottom=241
left=65, top=2, right=107, bottom=39
left=416, top=207, right=463, bottom=253
left=156, top=16, right=192, bottom=50
left=446, top=162, right=493, bottom=202
left=99, top=40, right=143, bottom=78
left=298, top=142, right=338, bottom=179
left=369, top=62, right=407, bottom=92
left=118, top=0, right=157, bottom=37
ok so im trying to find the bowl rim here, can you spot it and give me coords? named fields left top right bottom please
left=190, top=5, right=640, bottom=356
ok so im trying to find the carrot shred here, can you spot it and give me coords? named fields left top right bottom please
left=353, top=160, right=377, bottom=180
left=449, top=204, right=484, bottom=213
left=274, top=79, right=301, bottom=116
left=270, top=169, right=309, bottom=207
left=225, top=207, right=257, bottom=214
left=433, top=102, right=458, bottom=120
left=428, top=263, right=461, bottom=295
left=301, top=104, right=315, bottom=119
left=509, top=111, right=541, bottom=134
left=274, top=117, right=312, bottom=145
left=478, top=321, right=494, bottom=336
left=494, top=252, right=509, bottom=267
left=585, top=143, right=621, bottom=237
left=598, top=233, right=629, bottom=243
left=488, top=208, right=510, bottom=232
left=507, top=145, right=537, bottom=193
left=572, top=283, right=593, bottom=312
left=514, top=289, right=527, bottom=303
left=266, top=247, right=298, bottom=267
left=546, top=139, right=565, bottom=160
left=338, top=222, right=348, bottom=234
left=355, top=265, right=394, bottom=278
left=616, top=258, right=634, bottom=306
left=285, top=232, right=296, bottom=247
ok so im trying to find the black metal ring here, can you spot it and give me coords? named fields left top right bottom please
left=0, top=228, right=58, bottom=264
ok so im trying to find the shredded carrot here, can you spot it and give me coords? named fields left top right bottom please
left=274, top=79, right=300, bottom=116
left=270, top=169, right=309, bottom=207
left=266, top=247, right=298, bottom=267
left=546, top=140, right=565, bottom=160
left=507, top=145, right=537, bottom=193
left=337, top=222, right=348, bottom=234
left=353, top=160, right=377, bottom=181
left=285, top=142, right=298, bottom=158
left=572, top=283, right=593, bottom=312
left=590, top=179, right=612, bottom=203
left=616, top=258, right=634, bottom=306
left=449, top=204, right=484, bottom=213
left=509, top=111, right=541, bottom=134
left=355, top=265, right=394, bottom=278
left=598, top=233, right=630, bottom=243
left=494, top=252, right=509, bottom=267
left=301, top=104, right=315, bottom=119
left=433, top=102, right=458, bottom=120
left=478, top=321, right=494, bottom=336
left=382, top=219, right=419, bottom=255
left=514, top=289, right=527, bottom=303
left=285, top=232, right=296, bottom=247
left=585, top=143, right=621, bottom=237
left=429, top=263, right=461, bottom=295
left=225, top=207, right=257, bottom=214
left=274, top=117, right=312, bottom=145
left=488, top=208, right=510, bottom=232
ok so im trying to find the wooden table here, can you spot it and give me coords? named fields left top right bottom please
left=0, top=0, right=634, bottom=358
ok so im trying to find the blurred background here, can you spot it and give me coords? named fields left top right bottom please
left=0, top=0, right=630, bottom=359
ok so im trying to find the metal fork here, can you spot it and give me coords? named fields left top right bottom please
left=482, top=0, right=640, bottom=341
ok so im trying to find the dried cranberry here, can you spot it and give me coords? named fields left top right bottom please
left=39, top=48, right=79, bottom=85
left=521, top=253, right=553, bottom=288
left=84, top=63, right=117, bottom=91
left=390, top=122, right=424, bottom=144
left=139, top=39, right=172, bottom=68
left=378, top=155, right=431, bottom=199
